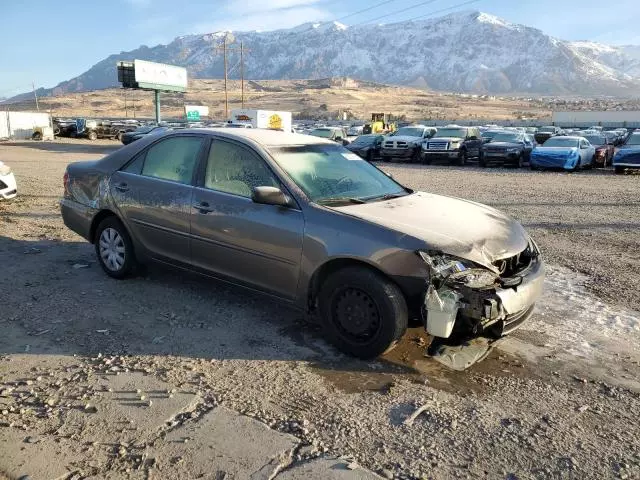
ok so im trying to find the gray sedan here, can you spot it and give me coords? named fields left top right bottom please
left=61, top=129, right=544, bottom=359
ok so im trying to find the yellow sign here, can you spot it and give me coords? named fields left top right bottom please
left=268, top=114, right=282, bottom=130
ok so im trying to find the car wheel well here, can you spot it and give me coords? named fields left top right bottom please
left=307, top=258, right=402, bottom=312
left=90, top=210, right=119, bottom=243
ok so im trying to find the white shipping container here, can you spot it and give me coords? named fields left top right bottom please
left=0, top=111, right=52, bottom=139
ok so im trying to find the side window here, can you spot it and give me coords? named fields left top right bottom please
left=141, top=136, right=203, bottom=184
left=205, top=141, right=279, bottom=197
left=123, top=153, right=144, bottom=174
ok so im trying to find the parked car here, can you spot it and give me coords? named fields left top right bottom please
left=53, top=118, right=77, bottom=138
left=583, top=134, right=615, bottom=168
left=612, top=132, right=640, bottom=174
left=421, top=126, right=483, bottom=166
left=530, top=136, right=595, bottom=171
left=60, top=129, right=545, bottom=359
left=481, top=129, right=504, bottom=143
left=0, top=161, right=17, bottom=200
left=120, top=125, right=171, bottom=145
left=534, top=126, right=563, bottom=145
left=309, top=127, right=348, bottom=145
left=480, top=131, right=534, bottom=168
left=345, top=134, right=384, bottom=161
left=380, top=125, right=436, bottom=163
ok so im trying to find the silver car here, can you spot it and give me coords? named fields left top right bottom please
left=61, top=129, right=545, bottom=359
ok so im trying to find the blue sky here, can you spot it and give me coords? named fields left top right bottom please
left=2, top=0, right=639, bottom=97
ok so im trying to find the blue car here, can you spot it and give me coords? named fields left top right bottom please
left=530, top=136, right=595, bottom=171
left=613, top=132, right=640, bottom=174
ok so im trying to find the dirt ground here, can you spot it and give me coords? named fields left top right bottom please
left=1, top=138, right=639, bottom=480
left=5, top=78, right=551, bottom=122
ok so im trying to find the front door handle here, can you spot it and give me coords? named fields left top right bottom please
left=114, top=182, right=129, bottom=192
left=193, top=201, right=215, bottom=213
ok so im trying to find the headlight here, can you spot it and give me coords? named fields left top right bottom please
left=418, top=251, right=499, bottom=288
left=507, top=148, right=519, bottom=153
left=449, top=142, right=460, bottom=150
left=0, top=162, right=11, bottom=176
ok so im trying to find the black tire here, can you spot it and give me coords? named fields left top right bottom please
left=87, top=131, right=98, bottom=141
left=115, top=131, right=123, bottom=142
left=382, top=156, right=391, bottom=163
left=530, top=164, right=539, bottom=171
left=614, top=166, right=624, bottom=175
left=513, top=154, right=523, bottom=168
left=458, top=149, right=467, bottom=166
left=412, top=148, right=421, bottom=163
left=318, top=266, right=408, bottom=359
left=31, top=132, right=42, bottom=141
left=479, top=154, right=488, bottom=168
left=94, top=216, right=138, bottom=279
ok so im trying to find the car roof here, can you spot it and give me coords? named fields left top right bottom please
left=192, top=127, right=335, bottom=146
left=549, top=136, right=582, bottom=141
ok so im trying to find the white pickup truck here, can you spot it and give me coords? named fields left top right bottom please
left=381, top=125, right=436, bottom=163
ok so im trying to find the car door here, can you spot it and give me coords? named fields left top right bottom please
left=578, top=139, right=593, bottom=166
left=190, top=138, right=304, bottom=299
left=110, top=134, right=206, bottom=265
left=467, top=128, right=482, bottom=158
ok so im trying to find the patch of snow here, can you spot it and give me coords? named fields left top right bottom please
left=525, top=265, right=640, bottom=357
left=476, top=12, right=513, bottom=29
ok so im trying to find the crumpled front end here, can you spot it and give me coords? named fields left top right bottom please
left=613, top=148, right=640, bottom=168
left=531, top=148, right=579, bottom=170
left=0, top=162, right=17, bottom=200
left=419, top=239, right=545, bottom=341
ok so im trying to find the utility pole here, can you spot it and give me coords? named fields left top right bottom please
left=124, top=90, right=128, bottom=118
left=223, top=36, right=228, bottom=119
left=240, top=41, right=245, bottom=109
left=32, top=82, right=39, bottom=111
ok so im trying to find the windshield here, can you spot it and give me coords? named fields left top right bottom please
left=269, top=144, right=406, bottom=203
left=625, top=134, right=640, bottom=146
left=433, top=128, right=467, bottom=138
left=351, top=135, right=378, bottom=145
left=539, top=127, right=556, bottom=133
left=310, top=129, right=333, bottom=138
left=393, top=127, right=424, bottom=137
left=491, top=133, right=521, bottom=143
left=543, top=137, right=579, bottom=148
left=584, top=135, right=606, bottom=146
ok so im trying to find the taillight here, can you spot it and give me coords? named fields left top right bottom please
left=63, top=171, right=70, bottom=197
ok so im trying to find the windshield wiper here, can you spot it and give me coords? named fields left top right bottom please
left=317, top=197, right=366, bottom=206
left=362, top=192, right=408, bottom=202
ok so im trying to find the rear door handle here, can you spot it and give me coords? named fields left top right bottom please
left=114, top=182, right=129, bottom=192
left=193, top=201, right=215, bottom=213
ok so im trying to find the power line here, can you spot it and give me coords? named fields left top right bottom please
left=409, top=0, right=481, bottom=22
left=353, top=0, right=438, bottom=26
left=334, top=0, right=398, bottom=23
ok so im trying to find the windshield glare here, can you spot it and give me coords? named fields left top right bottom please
left=543, top=137, right=579, bottom=148
left=352, top=135, right=377, bottom=145
left=434, top=128, right=466, bottom=138
left=393, top=127, right=424, bottom=137
left=491, top=133, right=521, bottom=143
left=270, top=144, right=405, bottom=203
left=585, top=136, right=606, bottom=145
left=310, top=129, right=333, bottom=138
left=625, top=134, right=640, bottom=146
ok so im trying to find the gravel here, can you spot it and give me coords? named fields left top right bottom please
left=0, top=139, right=639, bottom=479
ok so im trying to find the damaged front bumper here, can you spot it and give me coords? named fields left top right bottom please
left=421, top=249, right=545, bottom=340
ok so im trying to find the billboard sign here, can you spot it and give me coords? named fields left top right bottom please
left=117, top=60, right=187, bottom=92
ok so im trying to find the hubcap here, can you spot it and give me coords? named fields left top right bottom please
left=99, top=228, right=126, bottom=271
left=332, top=288, right=381, bottom=343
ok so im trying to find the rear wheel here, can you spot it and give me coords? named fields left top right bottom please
left=87, top=131, right=98, bottom=141
left=615, top=166, right=624, bottom=175
left=479, top=154, right=488, bottom=168
left=31, top=131, right=42, bottom=141
left=513, top=154, right=523, bottom=168
left=94, top=217, right=138, bottom=279
left=318, top=267, right=408, bottom=359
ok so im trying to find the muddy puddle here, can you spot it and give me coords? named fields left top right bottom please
left=312, top=327, right=544, bottom=395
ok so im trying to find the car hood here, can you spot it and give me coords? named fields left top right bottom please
left=385, top=135, right=422, bottom=142
left=533, top=147, right=577, bottom=156
left=331, top=192, right=529, bottom=271
left=346, top=143, right=371, bottom=150
left=429, top=137, right=463, bottom=143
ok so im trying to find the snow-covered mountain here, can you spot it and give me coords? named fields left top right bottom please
left=13, top=11, right=640, bottom=99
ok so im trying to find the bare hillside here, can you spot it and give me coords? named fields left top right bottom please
left=7, top=78, right=551, bottom=121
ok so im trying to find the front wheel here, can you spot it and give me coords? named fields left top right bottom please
left=87, top=131, right=98, bottom=141
left=458, top=150, right=468, bottom=166
left=318, top=267, right=408, bottom=359
left=94, top=217, right=138, bottom=279
left=614, top=166, right=624, bottom=175
left=513, top=154, right=523, bottom=168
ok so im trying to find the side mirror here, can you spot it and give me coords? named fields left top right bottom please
left=252, top=186, right=290, bottom=207
left=469, top=136, right=478, bottom=141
